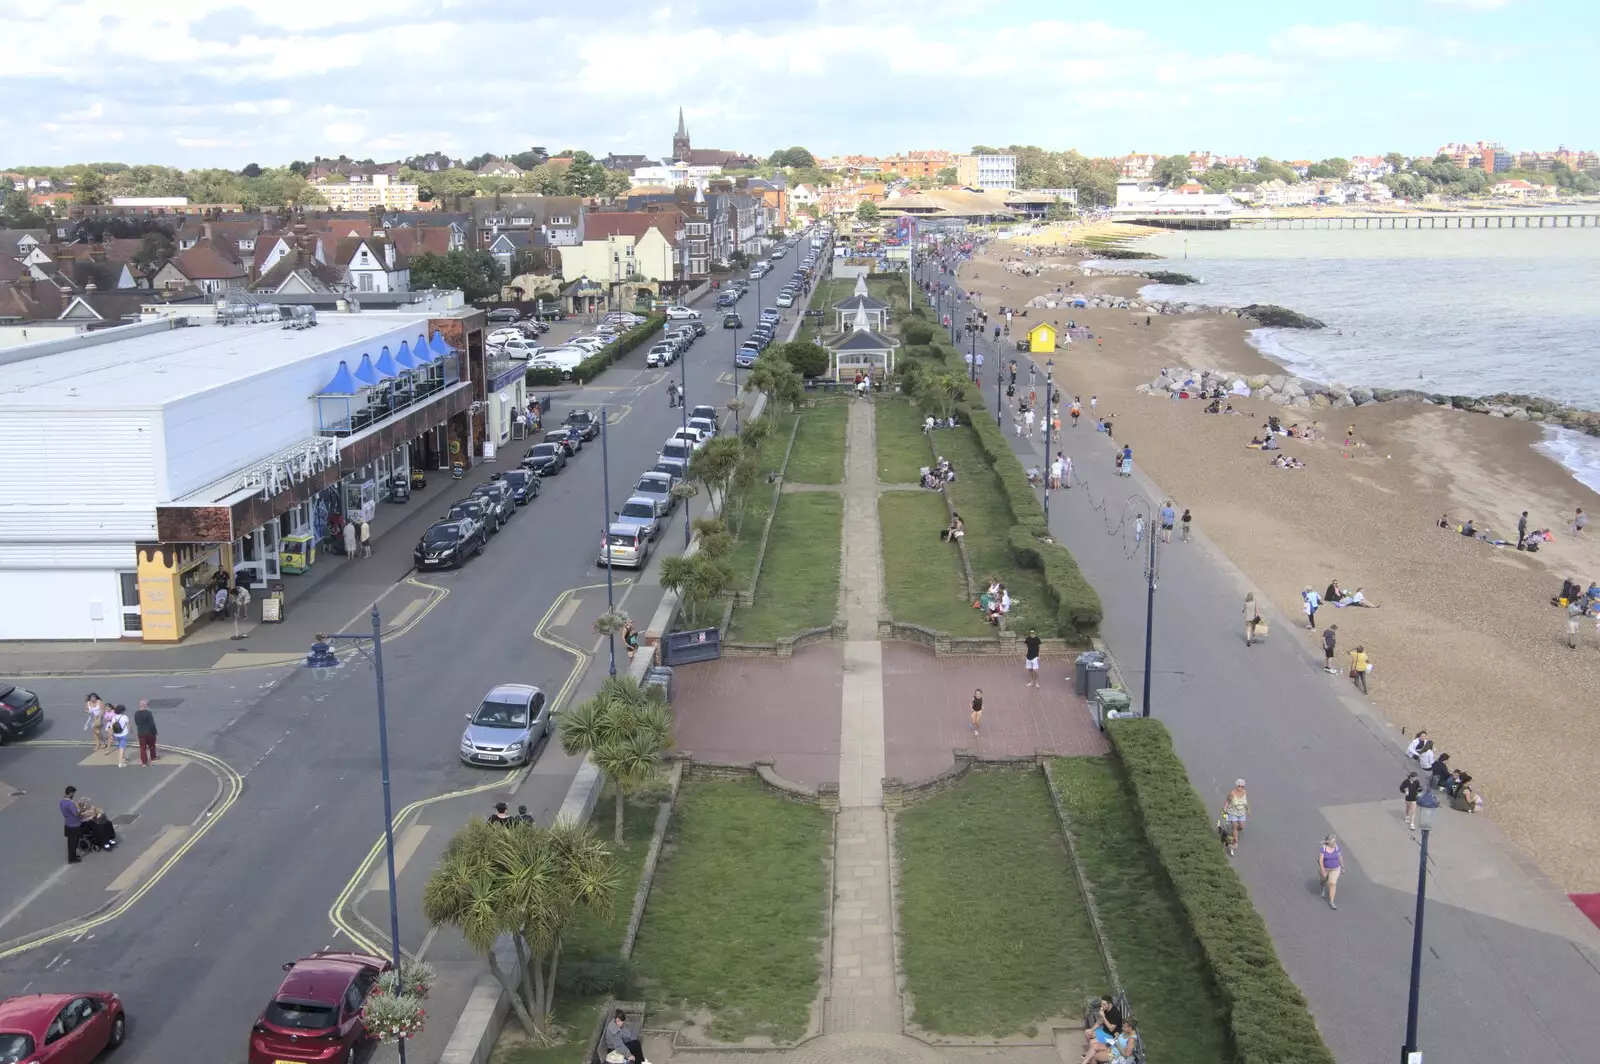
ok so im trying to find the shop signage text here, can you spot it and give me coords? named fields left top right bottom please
left=237, top=438, right=342, bottom=502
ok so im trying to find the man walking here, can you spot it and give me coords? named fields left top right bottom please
left=1024, top=629, right=1042, bottom=686
left=1024, top=407, right=1036, bottom=438
left=1321, top=624, right=1338, bottom=674
left=1159, top=500, right=1176, bottom=543
left=61, top=786, right=84, bottom=864
left=231, top=583, right=251, bottom=640
left=359, top=518, right=372, bottom=559
left=1517, top=510, right=1529, bottom=550
left=134, top=699, right=159, bottom=766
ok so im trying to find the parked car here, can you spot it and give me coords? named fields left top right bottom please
left=775, top=293, right=794, bottom=308
left=564, top=409, right=600, bottom=440
left=646, top=342, right=676, bottom=368
left=598, top=522, right=651, bottom=569
left=247, top=952, right=389, bottom=1064
left=0, top=683, right=44, bottom=744
left=722, top=312, right=743, bottom=329
left=486, top=307, right=520, bottom=322
left=495, top=469, right=541, bottom=504
left=447, top=497, right=499, bottom=536
left=759, top=309, right=780, bottom=325
left=522, top=442, right=567, bottom=475
left=615, top=496, right=663, bottom=541
left=569, top=336, right=609, bottom=354
left=414, top=520, right=484, bottom=569
left=689, top=404, right=720, bottom=429
left=0, top=991, right=125, bottom=1064
left=471, top=481, right=518, bottom=522
left=688, top=416, right=717, bottom=440
left=735, top=347, right=759, bottom=368
left=671, top=326, right=697, bottom=347
left=633, top=472, right=677, bottom=516
left=544, top=428, right=579, bottom=457
left=489, top=337, right=541, bottom=361
left=715, top=292, right=737, bottom=308
left=487, top=327, right=526, bottom=345
left=670, top=428, right=709, bottom=452
left=659, top=438, right=693, bottom=465
left=664, top=306, right=700, bottom=321
left=683, top=319, right=707, bottom=337
left=460, top=684, right=549, bottom=767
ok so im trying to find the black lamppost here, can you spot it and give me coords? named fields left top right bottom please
left=1141, top=510, right=1159, bottom=718
left=994, top=346, right=1003, bottom=427
left=600, top=405, right=616, bottom=676
left=1043, top=358, right=1054, bottom=517
left=1401, top=789, right=1441, bottom=1064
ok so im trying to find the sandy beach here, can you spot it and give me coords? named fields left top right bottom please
left=959, top=237, right=1600, bottom=892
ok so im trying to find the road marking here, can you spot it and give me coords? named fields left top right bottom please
left=415, top=924, right=441, bottom=962
left=365, top=824, right=430, bottom=892
left=0, top=779, right=17, bottom=816
left=106, top=825, right=188, bottom=892
left=553, top=597, right=582, bottom=628
left=125, top=758, right=190, bottom=814
left=382, top=596, right=428, bottom=631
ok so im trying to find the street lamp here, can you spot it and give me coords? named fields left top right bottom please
left=600, top=405, right=617, bottom=676
left=1043, top=358, right=1054, bottom=517
left=1401, top=789, right=1441, bottom=1064
left=680, top=335, right=691, bottom=550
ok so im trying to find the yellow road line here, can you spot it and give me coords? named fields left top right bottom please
left=0, top=741, right=243, bottom=961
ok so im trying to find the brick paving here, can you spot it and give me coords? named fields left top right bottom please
left=881, top=643, right=1109, bottom=782
left=669, top=643, right=843, bottom=788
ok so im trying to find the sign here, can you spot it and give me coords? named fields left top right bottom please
left=236, top=438, right=340, bottom=503
left=662, top=628, right=721, bottom=665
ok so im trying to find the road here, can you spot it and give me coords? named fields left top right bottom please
left=0, top=234, right=823, bottom=1064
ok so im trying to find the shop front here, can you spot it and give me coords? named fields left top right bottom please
left=483, top=360, right=529, bottom=456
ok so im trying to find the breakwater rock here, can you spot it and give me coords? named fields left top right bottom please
left=1142, top=271, right=1199, bottom=285
left=1237, top=304, right=1326, bottom=330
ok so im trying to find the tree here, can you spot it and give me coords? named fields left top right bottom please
left=689, top=436, right=744, bottom=510
left=558, top=675, right=675, bottom=844
left=74, top=170, right=107, bottom=205
left=0, top=189, right=45, bottom=228
left=1045, top=197, right=1074, bottom=221
left=240, top=162, right=262, bottom=178
left=131, top=232, right=176, bottom=277
left=727, top=451, right=760, bottom=536
left=776, top=340, right=829, bottom=378
left=288, top=160, right=309, bottom=176
left=565, top=151, right=609, bottom=197
left=745, top=350, right=804, bottom=412
left=410, top=249, right=505, bottom=301
left=856, top=201, right=880, bottom=223
left=1152, top=155, right=1191, bottom=187
left=934, top=166, right=957, bottom=186
left=423, top=817, right=617, bottom=1039
left=510, top=148, right=549, bottom=169
left=464, top=153, right=493, bottom=172
left=519, top=165, right=567, bottom=195
left=918, top=372, right=966, bottom=419
left=769, top=146, right=816, bottom=169
left=601, top=167, right=633, bottom=199
left=658, top=553, right=731, bottom=626
left=1384, top=152, right=1406, bottom=173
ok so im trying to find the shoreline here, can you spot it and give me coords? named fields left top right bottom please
left=959, top=239, right=1600, bottom=892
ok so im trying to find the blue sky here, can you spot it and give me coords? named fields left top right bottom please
left=4, top=0, right=1595, bottom=168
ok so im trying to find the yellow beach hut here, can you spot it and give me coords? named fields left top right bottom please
left=1028, top=322, right=1057, bottom=353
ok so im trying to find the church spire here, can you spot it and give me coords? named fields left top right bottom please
left=676, top=106, right=686, bottom=138
left=672, top=106, right=692, bottom=163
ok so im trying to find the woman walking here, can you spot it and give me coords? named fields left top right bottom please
left=1400, top=771, right=1423, bottom=830
left=1243, top=592, right=1262, bottom=647
left=1221, top=780, right=1250, bottom=856
left=84, top=693, right=108, bottom=752
left=1318, top=834, right=1343, bottom=909
left=1348, top=645, right=1370, bottom=694
left=1302, top=585, right=1321, bottom=629
left=970, top=689, right=984, bottom=737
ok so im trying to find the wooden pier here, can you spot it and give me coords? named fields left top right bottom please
left=1230, top=212, right=1600, bottom=231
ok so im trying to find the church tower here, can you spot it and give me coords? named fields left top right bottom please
left=672, top=107, right=691, bottom=162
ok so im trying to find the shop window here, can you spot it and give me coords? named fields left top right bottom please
left=118, top=572, right=142, bottom=633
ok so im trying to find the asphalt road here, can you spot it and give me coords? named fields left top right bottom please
left=0, top=234, right=824, bottom=1064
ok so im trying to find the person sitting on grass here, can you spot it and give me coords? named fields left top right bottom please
left=1081, top=997, right=1123, bottom=1064
left=942, top=514, right=964, bottom=542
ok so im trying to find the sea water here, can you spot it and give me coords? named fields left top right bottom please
left=1132, top=226, right=1600, bottom=491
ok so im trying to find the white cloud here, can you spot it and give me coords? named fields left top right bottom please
left=1268, top=23, right=1415, bottom=61
left=1427, top=0, right=1516, bottom=9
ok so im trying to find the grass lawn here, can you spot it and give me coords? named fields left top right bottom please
left=1049, top=759, right=1231, bottom=1064
left=631, top=778, right=831, bottom=1042
left=879, top=491, right=989, bottom=636
left=723, top=411, right=798, bottom=592
left=874, top=399, right=930, bottom=484
left=489, top=790, right=662, bottom=1064
left=730, top=490, right=841, bottom=642
left=938, top=423, right=1059, bottom=636
left=895, top=771, right=1108, bottom=1038
left=784, top=400, right=848, bottom=485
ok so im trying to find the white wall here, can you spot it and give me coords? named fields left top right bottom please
left=0, top=569, right=125, bottom=641
left=0, top=409, right=162, bottom=538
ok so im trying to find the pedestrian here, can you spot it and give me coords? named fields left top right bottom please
left=1029, top=363, right=1037, bottom=387
left=1180, top=508, right=1192, bottom=542
left=1568, top=601, right=1585, bottom=649
left=343, top=517, right=359, bottom=557
left=1318, top=834, right=1343, bottom=909
left=1244, top=591, right=1262, bottom=647
left=108, top=704, right=131, bottom=767
left=1400, top=771, right=1423, bottom=829
left=515, top=804, right=536, bottom=826
left=1517, top=510, right=1529, bottom=550
left=134, top=699, right=159, bottom=766
left=1024, top=407, right=1036, bottom=438
left=1159, top=500, right=1176, bottom=543
left=232, top=583, right=252, bottom=640
left=1024, top=629, right=1042, bottom=686
left=1062, top=454, right=1073, bottom=488
left=1302, top=585, right=1321, bottom=629
left=1134, top=514, right=1145, bottom=546
left=61, top=786, right=84, bottom=865
left=603, top=1008, right=645, bottom=1064
left=623, top=621, right=640, bottom=663
left=1348, top=645, right=1370, bottom=694
left=84, top=692, right=107, bottom=752
left=1090, top=395, right=1097, bottom=413
left=488, top=801, right=514, bottom=826
left=1574, top=508, right=1589, bottom=536
left=1221, top=780, right=1249, bottom=856
left=212, top=582, right=230, bottom=622
left=1321, top=624, right=1338, bottom=674
left=970, top=688, right=984, bottom=736
left=1051, top=452, right=1065, bottom=489
left=1405, top=730, right=1431, bottom=760
left=359, top=518, right=372, bottom=558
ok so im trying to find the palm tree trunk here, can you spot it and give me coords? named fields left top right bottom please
left=518, top=936, right=545, bottom=1029
left=489, top=945, right=539, bottom=1037
left=542, top=939, right=563, bottom=1019
left=615, top=787, right=626, bottom=844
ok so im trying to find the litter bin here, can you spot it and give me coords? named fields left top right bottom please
left=1093, top=688, right=1131, bottom=729
left=1075, top=650, right=1107, bottom=695
left=1083, top=660, right=1111, bottom=698
left=644, top=665, right=674, bottom=703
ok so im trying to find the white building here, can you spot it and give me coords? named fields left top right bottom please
left=629, top=162, right=722, bottom=189
left=1111, top=180, right=1239, bottom=218
left=956, top=153, right=1017, bottom=191
left=312, top=173, right=421, bottom=212
left=0, top=296, right=495, bottom=642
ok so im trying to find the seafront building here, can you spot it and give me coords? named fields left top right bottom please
left=955, top=153, right=1017, bottom=191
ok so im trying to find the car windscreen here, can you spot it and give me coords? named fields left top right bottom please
left=545, top=432, right=568, bottom=443
left=0, top=1033, right=36, bottom=1061
left=531, top=444, right=558, bottom=457
left=447, top=505, right=477, bottom=521
left=637, top=477, right=669, bottom=492
left=422, top=525, right=460, bottom=544
left=621, top=502, right=654, bottom=520
left=263, top=998, right=339, bottom=1031
left=472, top=699, right=530, bottom=728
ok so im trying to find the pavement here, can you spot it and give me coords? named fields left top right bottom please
left=932, top=259, right=1600, bottom=1064
left=0, top=268, right=791, bottom=1064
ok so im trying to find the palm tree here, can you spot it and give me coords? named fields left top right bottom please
left=659, top=554, right=699, bottom=623
left=422, top=818, right=617, bottom=1039
left=559, top=676, right=675, bottom=843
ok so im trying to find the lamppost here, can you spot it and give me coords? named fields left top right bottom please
left=1043, top=358, right=1054, bottom=517
left=308, top=609, right=408, bottom=1063
left=994, top=345, right=1003, bottom=427
left=1141, top=508, right=1159, bottom=718
left=679, top=340, right=691, bottom=550
left=732, top=314, right=742, bottom=432
left=600, top=405, right=617, bottom=676
left=1401, top=789, right=1441, bottom=1064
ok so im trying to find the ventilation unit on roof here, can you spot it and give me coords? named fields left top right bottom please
left=215, top=292, right=277, bottom=326
left=280, top=305, right=318, bottom=330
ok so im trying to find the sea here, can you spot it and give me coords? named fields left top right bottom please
left=1124, top=225, right=1600, bottom=492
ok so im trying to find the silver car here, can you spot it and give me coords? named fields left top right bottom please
left=634, top=472, right=676, bottom=516
left=616, top=495, right=662, bottom=541
left=460, top=684, right=549, bottom=767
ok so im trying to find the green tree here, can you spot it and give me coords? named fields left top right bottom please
left=658, top=553, right=732, bottom=626
left=745, top=350, right=804, bottom=412
left=558, top=675, right=675, bottom=844
left=422, top=818, right=617, bottom=1038
left=1152, top=155, right=1192, bottom=187
left=602, top=166, right=633, bottom=199
left=240, top=162, right=262, bottom=178
left=856, top=200, right=880, bottom=223
left=74, top=170, right=108, bottom=205
left=518, top=164, right=567, bottom=195
left=510, top=148, right=549, bottom=169
left=776, top=340, right=829, bottom=378
left=935, top=166, right=957, bottom=186
left=1044, top=197, right=1074, bottom=221
left=565, top=151, right=609, bottom=197
left=689, top=435, right=744, bottom=510
left=131, top=232, right=176, bottom=277
left=0, top=189, right=45, bottom=228
left=727, top=451, right=760, bottom=536
left=1384, top=152, right=1406, bottom=173
left=410, top=249, right=505, bottom=301
left=918, top=372, right=966, bottom=419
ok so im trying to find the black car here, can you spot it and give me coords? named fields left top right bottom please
left=0, top=683, right=43, bottom=744
left=414, top=521, right=484, bottom=570
left=684, top=320, right=707, bottom=337
left=496, top=469, right=541, bottom=504
left=564, top=409, right=600, bottom=440
left=486, top=307, right=520, bottom=322
left=544, top=428, right=581, bottom=456
left=723, top=312, right=743, bottom=329
left=448, top=497, right=500, bottom=535
left=471, top=481, right=518, bottom=522
left=523, top=442, right=567, bottom=475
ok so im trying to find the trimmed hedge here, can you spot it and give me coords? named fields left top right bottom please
left=1106, top=720, right=1337, bottom=1064
left=521, top=312, right=667, bottom=388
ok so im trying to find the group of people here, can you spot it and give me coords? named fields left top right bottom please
left=1080, top=995, right=1140, bottom=1064
left=1558, top=578, right=1600, bottom=648
left=921, top=414, right=960, bottom=434
left=83, top=692, right=159, bottom=768
left=1217, top=779, right=1346, bottom=910
left=59, top=785, right=119, bottom=864
left=923, top=456, right=958, bottom=491
left=1404, top=730, right=1484, bottom=814
left=975, top=579, right=1010, bottom=626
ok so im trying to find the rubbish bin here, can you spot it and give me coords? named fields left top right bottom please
left=1084, top=660, right=1111, bottom=698
left=1093, top=688, right=1131, bottom=729
left=1075, top=650, right=1107, bottom=695
left=644, top=665, right=674, bottom=703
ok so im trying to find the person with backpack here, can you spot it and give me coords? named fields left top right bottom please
left=107, top=704, right=132, bottom=768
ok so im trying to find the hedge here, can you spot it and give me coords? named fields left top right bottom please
left=1106, top=720, right=1337, bottom=1064
left=520, top=312, right=666, bottom=388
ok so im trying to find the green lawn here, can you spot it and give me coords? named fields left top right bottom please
left=784, top=401, right=848, bottom=485
left=879, top=491, right=989, bottom=636
left=874, top=400, right=930, bottom=484
left=1050, top=759, right=1231, bottom=1063
left=895, top=771, right=1108, bottom=1037
left=723, top=411, right=798, bottom=592
left=490, top=791, right=662, bottom=1064
left=730, top=490, right=842, bottom=642
left=631, top=778, right=831, bottom=1042
left=939, top=423, right=1059, bottom=636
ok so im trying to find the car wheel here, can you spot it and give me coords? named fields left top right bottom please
left=108, top=1013, right=125, bottom=1047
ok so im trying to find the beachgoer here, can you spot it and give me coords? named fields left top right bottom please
left=1159, top=500, right=1176, bottom=543
left=1302, top=586, right=1321, bottom=630
left=1322, top=624, right=1338, bottom=674
left=1348, top=645, right=1370, bottom=694
left=1319, top=834, right=1343, bottom=909
left=1574, top=508, right=1589, bottom=536
left=1221, top=780, right=1249, bottom=856
left=1400, top=771, right=1423, bottom=829
left=1244, top=592, right=1261, bottom=647
left=1180, top=508, right=1192, bottom=542
left=1517, top=510, right=1529, bottom=550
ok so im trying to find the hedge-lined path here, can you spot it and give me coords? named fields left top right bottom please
left=944, top=264, right=1600, bottom=1064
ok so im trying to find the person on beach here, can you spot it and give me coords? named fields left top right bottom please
left=970, top=689, right=984, bottom=736
left=1574, top=508, right=1588, bottom=536
left=1567, top=601, right=1585, bottom=649
left=1159, top=500, right=1176, bottom=543
left=1400, top=771, right=1423, bottom=829
left=1405, top=731, right=1431, bottom=760
left=1244, top=592, right=1262, bottom=646
left=1221, top=780, right=1250, bottom=856
left=1517, top=510, right=1529, bottom=550
left=1348, top=645, right=1371, bottom=694
left=1302, top=585, right=1321, bottom=629
left=1322, top=624, right=1338, bottom=674
left=1180, top=508, right=1192, bottom=541
left=1319, top=834, right=1343, bottom=909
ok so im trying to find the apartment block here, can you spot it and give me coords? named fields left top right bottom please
left=955, top=153, right=1017, bottom=191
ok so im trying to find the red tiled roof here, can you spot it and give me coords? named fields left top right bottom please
left=172, top=237, right=247, bottom=280
left=390, top=228, right=452, bottom=257
left=0, top=280, right=65, bottom=320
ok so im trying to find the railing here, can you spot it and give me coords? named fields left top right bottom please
left=317, top=373, right=450, bottom=438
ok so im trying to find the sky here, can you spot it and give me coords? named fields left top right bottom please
left=4, top=0, right=1597, bottom=169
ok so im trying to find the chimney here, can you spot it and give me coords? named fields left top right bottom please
left=89, top=245, right=107, bottom=262
left=201, top=222, right=214, bottom=242
left=384, top=242, right=395, bottom=269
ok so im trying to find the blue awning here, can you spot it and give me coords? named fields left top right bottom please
left=352, top=353, right=383, bottom=387
left=429, top=330, right=452, bottom=358
left=394, top=340, right=418, bottom=371
left=374, top=345, right=400, bottom=378
left=411, top=332, right=436, bottom=364
left=317, top=360, right=359, bottom=396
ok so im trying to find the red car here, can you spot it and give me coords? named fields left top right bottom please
left=247, top=952, right=391, bottom=1064
left=0, top=991, right=125, bottom=1064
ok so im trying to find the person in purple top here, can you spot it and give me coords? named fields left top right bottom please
left=1318, top=834, right=1343, bottom=910
left=61, top=785, right=83, bottom=864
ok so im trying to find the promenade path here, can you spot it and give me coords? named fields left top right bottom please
left=949, top=272, right=1600, bottom=1064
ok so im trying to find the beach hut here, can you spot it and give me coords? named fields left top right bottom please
left=829, top=306, right=897, bottom=381
left=1028, top=322, right=1057, bottom=353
